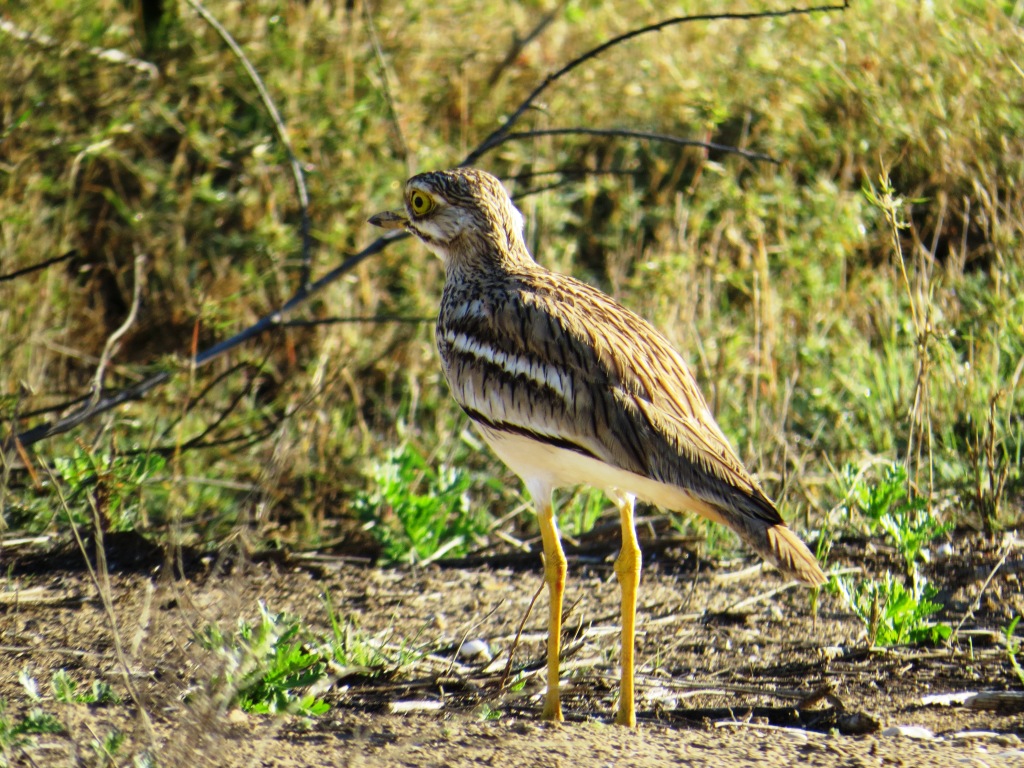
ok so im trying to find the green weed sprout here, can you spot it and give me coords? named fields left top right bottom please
left=831, top=463, right=953, bottom=647
left=200, top=602, right=330, bottom=717
left=51, top=670, right=121, bottom=705
left=1004, top=616, right=1024, bottom=687
left=53, top=446, right=166, bottom=532
left=0, top=699, right=63, bottom=767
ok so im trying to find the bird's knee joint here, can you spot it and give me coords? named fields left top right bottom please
left=543, top=550, right=567, bottom=571
left=543, top=555, right=567, bottom=587
left=614, top=548, right=641, bottom=578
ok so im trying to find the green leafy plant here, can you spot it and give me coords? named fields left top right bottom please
left=18, top=669, right=40, bottom=702
left=834, top=572, right=950, bottom=647
left=354, top=443, right=492, bottom=564
left=844, top=463, right=953, bottom=580
left=1004, top=616, right=1024, bottom=687
left=200, top=597, right=418, bottom=718
left=200, top=601, right=330, bottom=717
left=505, top=673, right=528, bottom=693
left=90, top=728, right=126, bottom=767
left=832, top=463, right=953, bottom=646
left=477, top=703, right=503, bottom=721
left=14, top=709, right=63, bottom=736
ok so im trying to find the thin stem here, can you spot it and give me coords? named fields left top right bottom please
left=184, top=0, right=314, bottom=287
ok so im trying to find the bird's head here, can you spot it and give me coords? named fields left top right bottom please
left=369, top=168, right=529, bottom=269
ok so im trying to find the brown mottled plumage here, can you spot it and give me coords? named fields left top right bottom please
left=370, top=167, right=826, bottom=727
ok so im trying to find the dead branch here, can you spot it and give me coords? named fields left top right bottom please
left=486, top=1, right=566, bottom=87
left=91, top=253, right=147, bottom=406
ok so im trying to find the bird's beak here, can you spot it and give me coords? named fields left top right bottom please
left=368, top=209, right=409, bottom=230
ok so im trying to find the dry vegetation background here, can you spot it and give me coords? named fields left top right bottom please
left=0, top=0, right=1023, bottom=765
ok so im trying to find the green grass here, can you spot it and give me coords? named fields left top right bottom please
left=559, top=489, right=609, bottom=540
left=0, top=0, right=1021, bottom=608
left=2, top=670, right=129, bottom=767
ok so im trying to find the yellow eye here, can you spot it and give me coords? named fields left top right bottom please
left=408, top=190, right=435, bottom=216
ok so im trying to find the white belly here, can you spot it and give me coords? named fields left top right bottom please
left=476, top=424, right=720, bottom=522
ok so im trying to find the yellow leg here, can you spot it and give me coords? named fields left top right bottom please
left=613, top=492, right=641, bottom=727
left=536, top=497, right=566, bottom=722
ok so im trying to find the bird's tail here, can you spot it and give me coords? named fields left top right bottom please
left=644, top=477, right=827, bottom=584
left=688, top=494, right=826, bottom=585
left=762, top=523, right=827, bottom=585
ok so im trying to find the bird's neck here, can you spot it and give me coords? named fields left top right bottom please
left=441, top=229, right=535, bottom=279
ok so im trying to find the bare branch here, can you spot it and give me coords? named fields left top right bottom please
left=9, top=373, right=171, bottom=451
left=505, top=166, right=643, bottom=183
left=91, top=253, right=147, bottom=405
left=10, top=394, right=92, bottom=424
left=502, top=128, right=778, bottom=164
left=462, top=2, right=849, bottom=166
left=280, top=315, right=434, bottom=329
left=487, top=1, right=565, bottom=87
left=0, top=250, right=77, bottom=283
left=159, top=358, right=272, bottom=453
left=190, top=229, right=408, bottom=368
left=7, top=229, right=408, bottom=451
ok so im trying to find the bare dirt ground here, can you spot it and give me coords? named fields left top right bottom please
left=1, top=528, right=1022, bottom=767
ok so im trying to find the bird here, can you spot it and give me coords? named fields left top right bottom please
left=369, top=167, right=826, bottom=727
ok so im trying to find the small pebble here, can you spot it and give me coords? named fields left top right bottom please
left=459, top=638, right=492, bottom=661
left=882, top=725, right=935, bottom=740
